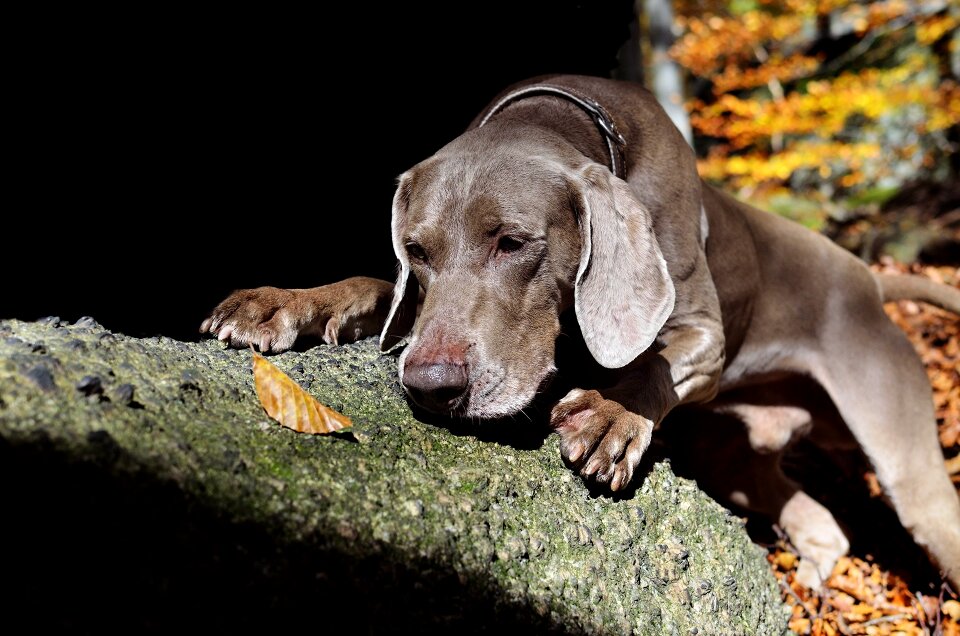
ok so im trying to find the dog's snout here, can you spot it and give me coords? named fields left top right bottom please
left=403, top=361, right=469, bottom=411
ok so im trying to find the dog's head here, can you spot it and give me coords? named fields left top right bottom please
left=380, top=137, right=674, bottom=418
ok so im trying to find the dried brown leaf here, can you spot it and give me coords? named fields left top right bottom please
left=864, top=471, right=883, bottom=498
left=252, top=352, right=352, bottom=434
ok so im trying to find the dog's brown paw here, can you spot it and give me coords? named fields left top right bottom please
left=201, top=278, right=396, bottom=353
left=200, top=287, right=303, bottom=353
left=550, top=389, right=653, bottom=492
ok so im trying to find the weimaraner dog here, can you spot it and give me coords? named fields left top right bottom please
left=202, top=75, right=960, bottom=588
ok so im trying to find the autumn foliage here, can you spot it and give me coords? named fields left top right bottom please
left=671, top=0, right=959, bottom=208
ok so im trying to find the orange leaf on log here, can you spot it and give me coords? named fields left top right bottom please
left=252, top=352, right=352, bottom=434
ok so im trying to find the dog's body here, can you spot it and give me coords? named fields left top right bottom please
left=202, top=75, right=960, bottom=587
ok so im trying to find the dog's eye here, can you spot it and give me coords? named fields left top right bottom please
left=496, top=236, right=525, bottom=255
left=406, top=243, right=428, bottom=263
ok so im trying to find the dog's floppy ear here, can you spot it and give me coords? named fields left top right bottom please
left=571, top=164, right=675, bottom=368
left=380, top=172, right=420, bottom=351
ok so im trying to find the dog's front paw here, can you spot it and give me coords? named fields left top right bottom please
left=200, top=287, right=302, bottom=353
left=550, top=389, right=653, bottom=491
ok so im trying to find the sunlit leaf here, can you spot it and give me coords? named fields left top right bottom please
left=944, top=600, right=960, bottom=620
left=252, top=352, right=352, bottom=434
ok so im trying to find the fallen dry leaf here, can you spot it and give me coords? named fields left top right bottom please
left=252, top=352, right=352, bottom=434
left=944, top=600, right=960, bottom=620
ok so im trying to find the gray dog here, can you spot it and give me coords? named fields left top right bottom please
left=202, top=75, right=960, bottom=588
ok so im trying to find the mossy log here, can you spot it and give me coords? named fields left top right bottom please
left=0, top=318, right=787, bottom=634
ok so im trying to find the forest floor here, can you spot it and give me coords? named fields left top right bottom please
left=769, top=260, right=960, bottom=636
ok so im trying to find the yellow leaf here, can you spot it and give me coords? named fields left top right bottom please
left=944, top=599, right=960, bottom=620
left=252, top=352, right=352, bottom=434
left=776, top=551, right=798, bottom=570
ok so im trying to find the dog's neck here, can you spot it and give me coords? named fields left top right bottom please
left=475, top=84, right=627, bottom=179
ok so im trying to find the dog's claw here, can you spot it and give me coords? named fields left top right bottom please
left=200, top=318, right=212, bottom=334
left=583, top=458, right=602, bottom=476
left=611, top=467, right=628, bottom=492
left=258, top=331, right=273, bottom=353
left=610, top=475, right=624, bottom=492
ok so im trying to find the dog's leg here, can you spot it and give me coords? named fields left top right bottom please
left=665, top=400, right=848, bottom=588
left=200, top=277, right=396, bottom=352
left=553, top=252, right=726, bottom=491
left=550, top=331, right=720, bottom=491
left=810, top=300, right=960, bottom=587
left=717, top=403, right=849, bottom=589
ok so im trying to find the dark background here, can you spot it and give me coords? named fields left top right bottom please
left=7, top=2, right=635, bottom=340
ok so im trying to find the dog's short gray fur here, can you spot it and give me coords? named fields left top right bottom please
left=202, top=75, right=960, bottom=588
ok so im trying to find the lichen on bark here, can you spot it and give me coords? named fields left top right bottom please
left=0, top=318, right=788, bottom=634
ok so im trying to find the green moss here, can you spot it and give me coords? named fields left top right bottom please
left=0, top=318, right=788, bottom=633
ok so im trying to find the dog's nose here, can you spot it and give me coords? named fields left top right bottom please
left=403, top=361, right=469, bottom=411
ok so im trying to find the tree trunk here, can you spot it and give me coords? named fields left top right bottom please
left=0, top=318, right=788, bottom=634
left=643, top=0, right=693, bottom=146
left=615, top=4, right=645, bottom=85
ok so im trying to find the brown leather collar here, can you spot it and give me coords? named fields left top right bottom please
left=477, top=84, right=628, bottom=179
